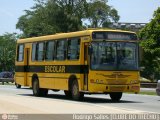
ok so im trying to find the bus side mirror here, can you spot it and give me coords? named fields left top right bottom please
left=88, top=46, right=93, bottom=55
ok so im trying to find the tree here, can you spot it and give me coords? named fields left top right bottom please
left=139, top=7, right=160, bottom=81
left=16, top=0, right=120, bottom=38
left=85, top=0, right=120, bottom=28
left=0, top=33, right=17, bottom=71
left=16, top=0, right=86, bottom=38
left=16, top=1, right=59, bottom=37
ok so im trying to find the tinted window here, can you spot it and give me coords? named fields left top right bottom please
left=32, top=43, right=36, bottom=61
left=37, top=42, right=44, bottom=61
left=32, top=42, right=44, bottom=61
left=67, top=38, right=80, bottom=60
left=56, top=40, right=66, bottom=60
left=46, top=41, right=55, bottom=61
left=17, top=44, right=24, bottom=62
left=91, top=42, right=138, bottom=70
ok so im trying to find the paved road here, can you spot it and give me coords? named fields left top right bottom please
left=0, top=85, right=159, bottom=115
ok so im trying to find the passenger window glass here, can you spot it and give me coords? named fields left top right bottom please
left=17, top=44, right=24, bottom=62
left=37, top=42, right=44, bottom=61
left=56, top=40, right=66, bottom=60
left=32, top=42, right=44, bottom=61
left=46, top=41, right=55, bottom=60
left=32, top=43, right=36, bottom=61
left=67, top=38, right=80, bottom=60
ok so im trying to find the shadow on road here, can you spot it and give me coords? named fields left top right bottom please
left=18, top=87, right=32, bottom=90
left=18, top=93, right=143, bottom=104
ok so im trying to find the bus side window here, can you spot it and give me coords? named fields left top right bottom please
left=32, top=42, right=44, bottom=61
left=17, top=44, right=24, bottom=62
left=67, top=38, right=80, bottom=60
left=45, top=41, right=55, bottom=61
left=56, top=40, right=67, bottom=60
left=32, top=43, right=37, bottom=61
left=37, top=42, right=44, bottom=61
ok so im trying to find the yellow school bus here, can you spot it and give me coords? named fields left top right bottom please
left=15, top=29, right=140, bottom=101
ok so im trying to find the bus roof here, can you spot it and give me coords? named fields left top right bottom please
left=17, top=29, right=136, bottom=44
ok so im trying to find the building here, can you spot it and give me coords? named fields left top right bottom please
left=109, top=22, right=147, bottom=32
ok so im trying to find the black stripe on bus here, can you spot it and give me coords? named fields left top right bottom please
left=15, top=65, right=89, bottom=74
left=29, top=76, right=80, bottom=80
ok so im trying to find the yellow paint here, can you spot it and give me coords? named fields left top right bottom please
left=88, top=71, right=140, bottom=93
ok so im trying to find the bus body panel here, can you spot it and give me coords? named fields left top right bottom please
left=15, top=72, right=26, bottom=86
left=88, top=71, right=140, bottom=93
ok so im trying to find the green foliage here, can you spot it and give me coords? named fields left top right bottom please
left=139, top=7, right=160, bottom=81
left=16, top=1, right=60, bottom=37
left=16, top=0, right=87, bottom=37
left=16, top=0, right=119, bottom=38
left=85, top=0, right=119, bottom=28
left=0, top=33, right=17, bottom=71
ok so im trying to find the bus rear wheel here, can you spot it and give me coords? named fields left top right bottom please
left=109, top=92, right=122, bottom=102
left=71, top=80, right=84, bottom=101
left=15, top=83, right=21, bottom=89
left=32, top=78, right=48, bottom=97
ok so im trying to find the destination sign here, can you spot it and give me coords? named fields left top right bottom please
left=92, top=32, right=138, bottom=40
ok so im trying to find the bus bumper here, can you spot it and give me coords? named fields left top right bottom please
left=88, top=84, right=140, bottom=93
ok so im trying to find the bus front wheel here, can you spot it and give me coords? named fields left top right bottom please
left=32, top=78, right=48, bottom=97
left=71, top=80, right=84, bottom=101
left=109, top=92, right=122, bottom=102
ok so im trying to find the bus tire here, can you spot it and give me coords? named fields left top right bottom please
left=71, top=80, right=84, bottom=101
left=109, top=92, right=122, bottom=102
left=32, top=78, right=48, bottom=97
left=64, top=90, right=72, bottom=98
left=15, top=83, right=21, bottom=89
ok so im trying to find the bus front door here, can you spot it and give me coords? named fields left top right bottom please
left=83, top=43, right=88, bottom=91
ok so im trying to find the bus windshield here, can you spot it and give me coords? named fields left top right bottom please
left=91, top=42, right=138, bottom=70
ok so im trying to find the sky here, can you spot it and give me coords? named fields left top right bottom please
left=108, top=0, right=160, bottom=23
left=0, top=0, right=160, bottom=35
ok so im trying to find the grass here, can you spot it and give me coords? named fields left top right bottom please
left=139, top=91, right=157, bottom=96
left=127, top=91, right=157, bottom=96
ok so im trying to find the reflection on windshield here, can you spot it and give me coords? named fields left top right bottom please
left=91, top=42, right=138, bottom=70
